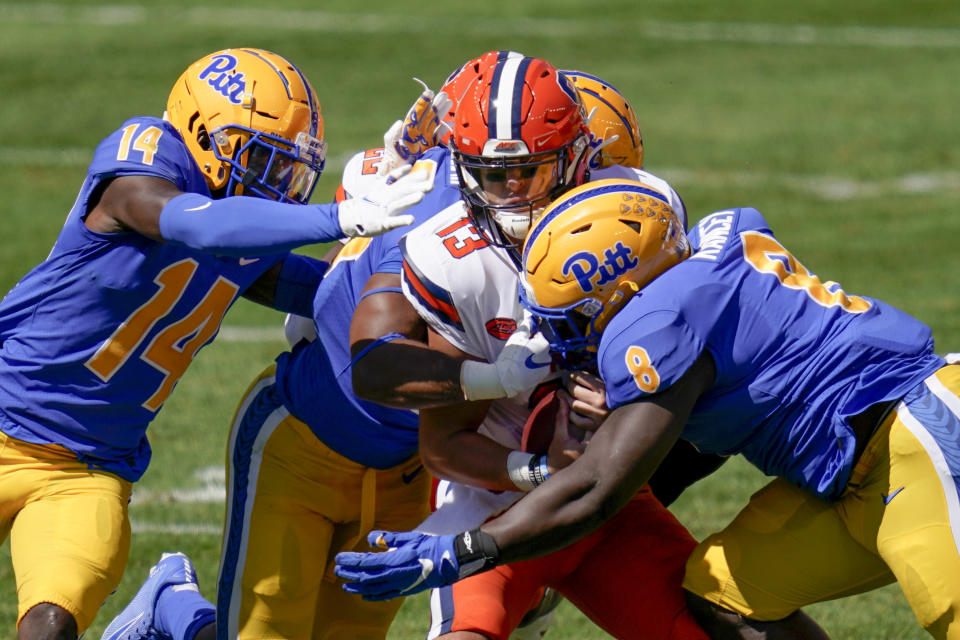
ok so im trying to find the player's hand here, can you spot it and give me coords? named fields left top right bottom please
left=337, top=165, right=431, bottom=237
left=461, top=313, right=555, bottom=400
left=379, top=79, right=453, bottom=177
left=335, top=531, right=459, bottom=601
left=563, top=370, right=608, bottom=431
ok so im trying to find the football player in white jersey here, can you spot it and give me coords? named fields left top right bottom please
left=345, top=53, right=710, bottom=640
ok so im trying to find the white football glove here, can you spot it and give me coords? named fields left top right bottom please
left=946, top=353, right=960, bottom=365
left=379, top=79, right=453, bottom=177
left=461, top=313, right=555, bottom=400
left=337, top=165, right=430, bottom=237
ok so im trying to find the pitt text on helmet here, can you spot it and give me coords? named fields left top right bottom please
left=564, top=242, right=639, bottom=294
left=198, top=54, right=247, bottom=105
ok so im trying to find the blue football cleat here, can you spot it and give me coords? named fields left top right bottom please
left=100, top=552, right=199, bottom=640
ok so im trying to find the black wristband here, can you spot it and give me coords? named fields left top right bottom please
left=453, top=528, right=500, bottom=579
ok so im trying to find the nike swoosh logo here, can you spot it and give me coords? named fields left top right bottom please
left=238, top=257, right=260, bottom=266
left=400, top=558, right=434, bottom=595
left=401, top=465, right=423, bottom=484
left=110, top=611, right=145, bottom=638
left=525, top=353, right=551, bottom=369
left=185, top=201, right=212, bottom=212
left=882, top=486, right=905, bottom=505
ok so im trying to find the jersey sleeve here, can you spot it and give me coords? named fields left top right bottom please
left=88, top=117, right=201, bottom=191
left=600, top=273, right=734, bottom=409
left=399, top=234, right=472, bottom=354
left=339, top=148, right=386, bottom=200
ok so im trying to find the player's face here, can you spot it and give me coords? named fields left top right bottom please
left=245, top=143, right=319, bottom=203
left=475, top=158, right=560, bottom=210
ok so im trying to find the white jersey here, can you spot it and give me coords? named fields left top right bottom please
left=400, top=199, right=533, bottom=449
left=402, top=165, right=685, bottom=534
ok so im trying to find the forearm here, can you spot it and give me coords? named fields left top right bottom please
left=423, top=427, right=520, bottom=492
left=482, top=396, right=689, bottom=563
left=480, top=443, right=636, bottom=563
left=159, top=192, right=343, bottom=256
left=352, top=338, right=465, bottom=408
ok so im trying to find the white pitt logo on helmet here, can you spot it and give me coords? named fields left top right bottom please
left=198, top=54, right=247, bottom=105
left=563, top=242, right=638, bottom=293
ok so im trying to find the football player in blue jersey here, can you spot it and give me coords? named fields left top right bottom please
left=337, top=178, right=960, bottom=639
left=99, top=138, right=462, bottom=639
left=0, top=47, right=430, bottom=640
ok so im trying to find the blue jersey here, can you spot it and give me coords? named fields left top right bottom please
left=0, top=117, right=284, bottom=481
left=275, top=146, right=462, bottom=468
left=600, top=207, right=944, bottom=499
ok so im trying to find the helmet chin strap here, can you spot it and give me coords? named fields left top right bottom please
left=490, top=195, right=553, bottom=241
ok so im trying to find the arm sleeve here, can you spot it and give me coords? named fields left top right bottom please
left=273, top=254, right=330, bottom=317
left=158, top=192, right=344, bottom=256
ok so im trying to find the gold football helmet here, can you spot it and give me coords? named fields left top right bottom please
left=520, top=179, right=689, bottom=366
left=562, top=70, right=644, bottom=170
left=165, top=48, right=326, bottom=204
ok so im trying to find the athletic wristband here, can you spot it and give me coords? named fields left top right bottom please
left=460, top=360, right=506, bottom=401
left=529, top=454, right=549, bottom=487
left=507, top=450, right=537, bottom=491
left=454, top=528, right=501, bottom=579
left=539, top=455, right=551, bottom=483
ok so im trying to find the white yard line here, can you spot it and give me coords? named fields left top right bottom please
left=3, top=4, right=960, bottom=49
left=130, top=521, right=222, bottom=535
left=9, top=145, right=960, bottom=203
left=218, top=326, right=285, bottom=343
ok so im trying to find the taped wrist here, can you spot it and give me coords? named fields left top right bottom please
left=460, top=360, right=506, bottom=401
left=530, top=454, right=550, bottom=487
left=454, top=528, right=500, bottom=579
left=507, top=450, right=536, bottom=491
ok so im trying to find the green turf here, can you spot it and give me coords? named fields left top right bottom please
left=1, top=1, right=958, bottom=638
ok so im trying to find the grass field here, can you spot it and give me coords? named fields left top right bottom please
left=1, top=1, right=959, bottom=638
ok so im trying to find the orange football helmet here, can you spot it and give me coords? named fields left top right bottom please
left=437, top=50, right=523, bottom=145
left=165, top=48, right=326, bottom=204
left=451, top=55, right=590, bottom=260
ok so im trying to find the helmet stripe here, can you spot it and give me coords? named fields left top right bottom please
left=490, top=55, right=531, bottom=141
left=560, top=70, right=636, bottom=147
left=578, top=87, right=637, bottom=148
left=242, top=49, right=292, bottom=99
left=241, top=49, right=319, bottom=138
left=522, top=182, right=670, bottom=264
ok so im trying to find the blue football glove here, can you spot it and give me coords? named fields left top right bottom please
left=335, top=531, right=460, bottom=601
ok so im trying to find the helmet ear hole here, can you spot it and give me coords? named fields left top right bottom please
left=196, top=125, right=211, bottom=152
